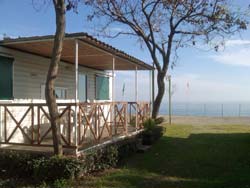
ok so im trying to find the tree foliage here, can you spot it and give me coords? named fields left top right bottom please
left=85, top=0, right=248, bottom=118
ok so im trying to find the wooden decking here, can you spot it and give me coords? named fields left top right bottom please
left=0, top=101, right=150, bottom=155
left=0, top=126, right=140, bottom=155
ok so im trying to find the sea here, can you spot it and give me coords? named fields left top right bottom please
left=159, top=102, right=250, bottom=117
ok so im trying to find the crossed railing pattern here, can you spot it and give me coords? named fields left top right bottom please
left=0, top=101, right=150, bottom=150
left=128, top=102, right=151, bottom=129
left=78, top=102, right=128, bottom=147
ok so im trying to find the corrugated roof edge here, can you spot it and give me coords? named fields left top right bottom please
left=0, top=32, right=154, bottom=70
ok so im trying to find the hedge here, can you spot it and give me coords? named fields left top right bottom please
left=0, top=136, right=140, bottom=184
left=0, top=125, right=165, bottom=186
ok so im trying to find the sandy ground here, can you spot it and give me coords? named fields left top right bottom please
left=162, top=115, right=250, bottom=125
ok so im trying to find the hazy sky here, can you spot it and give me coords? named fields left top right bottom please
left=1, top=0, right=250, bottom=103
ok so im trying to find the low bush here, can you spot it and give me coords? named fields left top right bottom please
left=143, top=118, right=156, bottom=131
left=33, top=156, right=81, bottom=182
left=80, top=137, right=140, bottom=173
left=117, top=138, right=138, bottom=161
left=0, top=135, right=141, bottom=186
left=152, top=126, right=165, bottom=140
left=0, top=151, right=81, bottom=185
left=0, top=151, right=42, bottom=178
left=0, top=179, right=19, bottom=188
left=52, top=178, right=69, bottom=188
left=142, top=118, right=165, bottom=145
left=81, top=145, right=118, bottom=173
left=155, top=117, right=165, bottom=124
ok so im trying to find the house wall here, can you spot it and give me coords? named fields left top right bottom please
left=0, top=46, right=111, bottom=101
left=0, top=46, right=112, bottom=144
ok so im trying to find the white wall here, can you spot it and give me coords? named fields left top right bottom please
left=0, top=46, right=112, bottom=144
left=0, top=46, right=111, bottom=101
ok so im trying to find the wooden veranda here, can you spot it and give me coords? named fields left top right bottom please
left=0, top=101, right=150, bottom=154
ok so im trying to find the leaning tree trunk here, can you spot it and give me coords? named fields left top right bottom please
left=45, top=0, right=66, bottom=155
left=152, top=71, right=165, bottom=119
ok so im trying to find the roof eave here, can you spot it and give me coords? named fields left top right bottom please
left=0, top=32, right=154, bottom=70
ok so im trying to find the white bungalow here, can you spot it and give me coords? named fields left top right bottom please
left=0, top=33, right=154, bottom=155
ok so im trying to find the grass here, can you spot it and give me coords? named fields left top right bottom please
left=76, top=124, right=250, bottom=188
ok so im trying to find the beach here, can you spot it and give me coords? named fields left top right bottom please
left=163, top=115, right=250, bottom=125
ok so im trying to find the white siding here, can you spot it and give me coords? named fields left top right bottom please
left=0, top=46, right=113, bottom=144
left=0, top=46, right=111, bottom=101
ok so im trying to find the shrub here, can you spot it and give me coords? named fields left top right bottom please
left=0, top=179, right=18, bottom=188
left=0, top=135, right=141, bottom=185
left=82, top=145, right=118, bottom=173
left=0, top=151, right=82, bottom=185
left=155, top=117, right=165, bottom=124
left=142, top=118, right=165, bottom=145
left=117, top=138, right=138, bottom=161
left=80, top=138, right=140, bottom=173
left=33, top=155, right=81, bottom=182
left=52, top=179, right=69, bottom=188
left=0, top=151, right=41, bottom=178
left=143, top=118, right=156, bottom=131
left=152, top=126, right=166, bottom=140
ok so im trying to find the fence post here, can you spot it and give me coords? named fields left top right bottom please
left=167, top=75, right=172, bottom=125
left=4, top=106, right=6, bottom=143
left=124, top=103, right=128, bottom=135
left=203, top=104, right=206, bottom=116
left=221, top=104, right=224, bottom=117
left=239, top=104, right=241, bottom=117
left=185, top=103, right=188, bottom=116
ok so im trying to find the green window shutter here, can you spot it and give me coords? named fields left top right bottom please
left=0, top=56, right=13, bottom=100
left=96, top=75, right=109, bottom=100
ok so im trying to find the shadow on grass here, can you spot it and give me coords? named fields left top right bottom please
left=81, top=132, right=250, bottom=188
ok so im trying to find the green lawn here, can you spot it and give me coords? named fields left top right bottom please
left=77, top=124, right=250, bottom=188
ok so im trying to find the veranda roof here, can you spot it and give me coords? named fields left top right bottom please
left=0, top=32, right=153, bottom=71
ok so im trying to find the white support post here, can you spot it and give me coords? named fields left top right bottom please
left=112, top=57, right=115, bottom=102
left=74, top=39, right=79, bottom=147
left=135, top=66, right=138, bottom=130
left=152, top=65, right=155, bottom=116
left=112, top=57, right=116, bottom=135
left=0, top=106, right=2, bottom=144
left=149, top=70, right=152, bottom=116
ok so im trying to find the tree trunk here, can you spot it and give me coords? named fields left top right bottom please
left=152, top=71, right=165, bottom=119
left=45, top=0, right=66, bottom=155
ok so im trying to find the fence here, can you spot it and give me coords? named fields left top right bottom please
left=0, top=101, right=150, bottom=152
left=160, top=103, right=250, bottom=117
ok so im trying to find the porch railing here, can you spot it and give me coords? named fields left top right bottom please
left=0, top=101, right=150, bottom=151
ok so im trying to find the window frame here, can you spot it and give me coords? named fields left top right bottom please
left=54, top=87, right=67, bottom=99
left=95, top=74, right=110, bottom=101
left=40, top=85, right=67, bottom=100
left=78, top=73, right=87, bottom=102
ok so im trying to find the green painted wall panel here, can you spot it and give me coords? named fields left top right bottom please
left=0, top=56, right=13, bottom=99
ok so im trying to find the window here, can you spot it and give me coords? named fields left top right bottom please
left=79, top=73, right=87, bottom=101
left=0, top=56, right=13, bottom=100
left=96, top=75, right=109, bottom=100
left=54, top=87, right=67, bottom=99
left=41, top=85, right=67, bottom=99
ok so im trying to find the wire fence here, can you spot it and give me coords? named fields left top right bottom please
left=160, top=103, right=250, bottom=117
